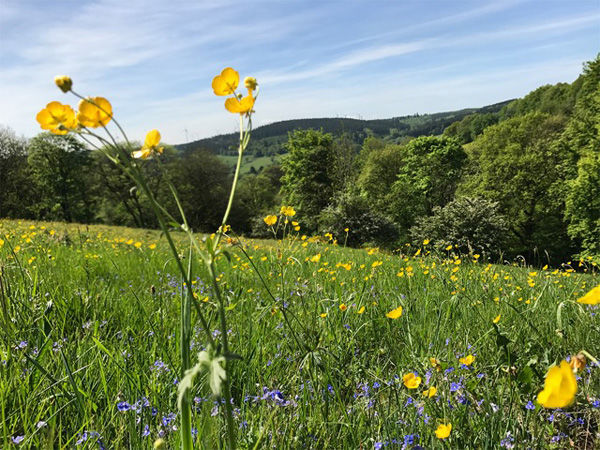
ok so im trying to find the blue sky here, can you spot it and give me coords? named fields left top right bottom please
left=1, top=0, right=598, bottom=144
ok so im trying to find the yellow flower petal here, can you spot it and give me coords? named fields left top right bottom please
left=577, top=285, right=600, bottom=305
left=263, top=215, right=277, bottom=226
left=435, top=423, right=452, bottom=439
left=144, top=129, right=161, bottom=148
left=459, top=354, right=475, bottom=366
left=225, top=94, right=255, bottom=114
left=386, top=306, right=403, bottom=319
left=536, top=360, right=577, bottom=409
left=212, top=67, right=239, bottom=96
left=402, top=372, right=421, bottom=389
left=77, top=97, right=112, bottom=127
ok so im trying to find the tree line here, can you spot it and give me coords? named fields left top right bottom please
left=1, top=55, right=597, bottom=263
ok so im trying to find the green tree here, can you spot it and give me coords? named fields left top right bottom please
left=564, top=55, right=600, bottom=258
left=89, top=147, right=157, bottom=228
left=0, top=126, right=32, bottom=218
left=410, top=197, right=508, bottom=257
left=166, top=149, right=231, bottom=232
left=459, top=112, right=574, bottom=261
left=357, top=142, right=404, bottom=209
left=27, top=133, right=94, bottom=222
left=388, top=136, right=467, bottom=234
left=280, top=129, right=334, bottom=229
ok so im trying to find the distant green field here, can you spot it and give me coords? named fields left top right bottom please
left=1, top=218, right=598, bottom=448
left=217, top=154, right=282, bottom=175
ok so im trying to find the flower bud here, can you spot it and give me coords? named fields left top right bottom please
left=244, top=76, right=258, bottom=91
left=54, top=76, right=72, bottom=93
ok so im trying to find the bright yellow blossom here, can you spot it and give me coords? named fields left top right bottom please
left=212, top=68, right=239, bottom=96
left=225, top=94, right=255, bottom=114
left=339, top=303, right=347, bottom=311
left=423, top=386, right=437, bottom=398
left=459, top=354, right=475, bottom=366
left=132, top=129, right=164, bottom=159
left=402, top=372, right=421, bottom=389
left=386, top=306, right=403, bottom=319
left=435, top=423, right=452, bottom=439
left=280, top=206, right=296, bottom=217
left=264, top=215, right=277, bottom=226
left=577, top=285, right=600, bottom=305
left=537, top=360, right=577, bottom=408
left=493, top=314, right=501, bottom=324
left=77, top=97, right=112, bottom=128
left=36, top=101, right=78, bottom=134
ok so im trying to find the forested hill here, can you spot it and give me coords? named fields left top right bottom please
left=177, top=100, right=513, bottom=156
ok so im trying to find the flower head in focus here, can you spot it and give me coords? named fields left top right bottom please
left=212, top=68, right=239, bottom=96
left=213, top=67, right=258, bottom=115
left=36, top=101, right=78, bottom=134
left=132, top=129, right=164, bottom=159
left=537, top=360, right=577, bottom=408
left=54, top=75, right=72, bottom=93
left=77, top=97, right=112, bottom=128
left=225, top=94, right=255, bottom=115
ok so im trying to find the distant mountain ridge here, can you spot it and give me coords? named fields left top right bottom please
left=177, top=100, right=514, bottom=157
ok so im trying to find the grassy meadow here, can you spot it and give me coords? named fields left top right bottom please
left=1, top=218, right=599, bottom=448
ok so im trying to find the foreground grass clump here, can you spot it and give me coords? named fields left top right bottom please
left=1, top=219, right=599, bottom=448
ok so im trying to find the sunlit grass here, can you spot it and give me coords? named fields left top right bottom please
left=1, top=218, right=598, bottom=448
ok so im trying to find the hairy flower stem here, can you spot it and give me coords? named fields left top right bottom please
left=180, top=248, right=194, bottom=450
left=209, top=114, right=251, bottom=449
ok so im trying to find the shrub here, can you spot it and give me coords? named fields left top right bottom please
left=319, top=191, right=398, bottom=248
left=410, top=197, right=508, bottom=257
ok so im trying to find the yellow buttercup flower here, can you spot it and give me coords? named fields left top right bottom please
left=493, top=314, right=501, bottom=324
left=77, top=97, right=112, bottom=128
left=537, top=360, right=577, bottom=408
left=36, top=101, right=78, bottom=134
left=386, top=306, right=403, bottom=319
left=435, top=423, right=452, bottom=439
left=264, top=215, right=277, bottom=226
left=132, top=129, right=164, bottom=159
left=339, top=303, right=347, bottom=311
left=459, top=354, right=475, bottom=366
left=280, top=206, right=296, bottom=217
left=423, top=386, right=437, bottom=398
left=225, top=94, right=255, bottom=115
left=577, top=285, right=600, bottom=305
left=402, top=372, right=421, bottom=389
left=54, top=75, right=72, bottom=93
left=212, top=67, right=239, bottom=96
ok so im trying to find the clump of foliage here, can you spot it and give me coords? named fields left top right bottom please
left=410, top=196, right=508, bottom=257
left=319, top=190, right=398, bottom=248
